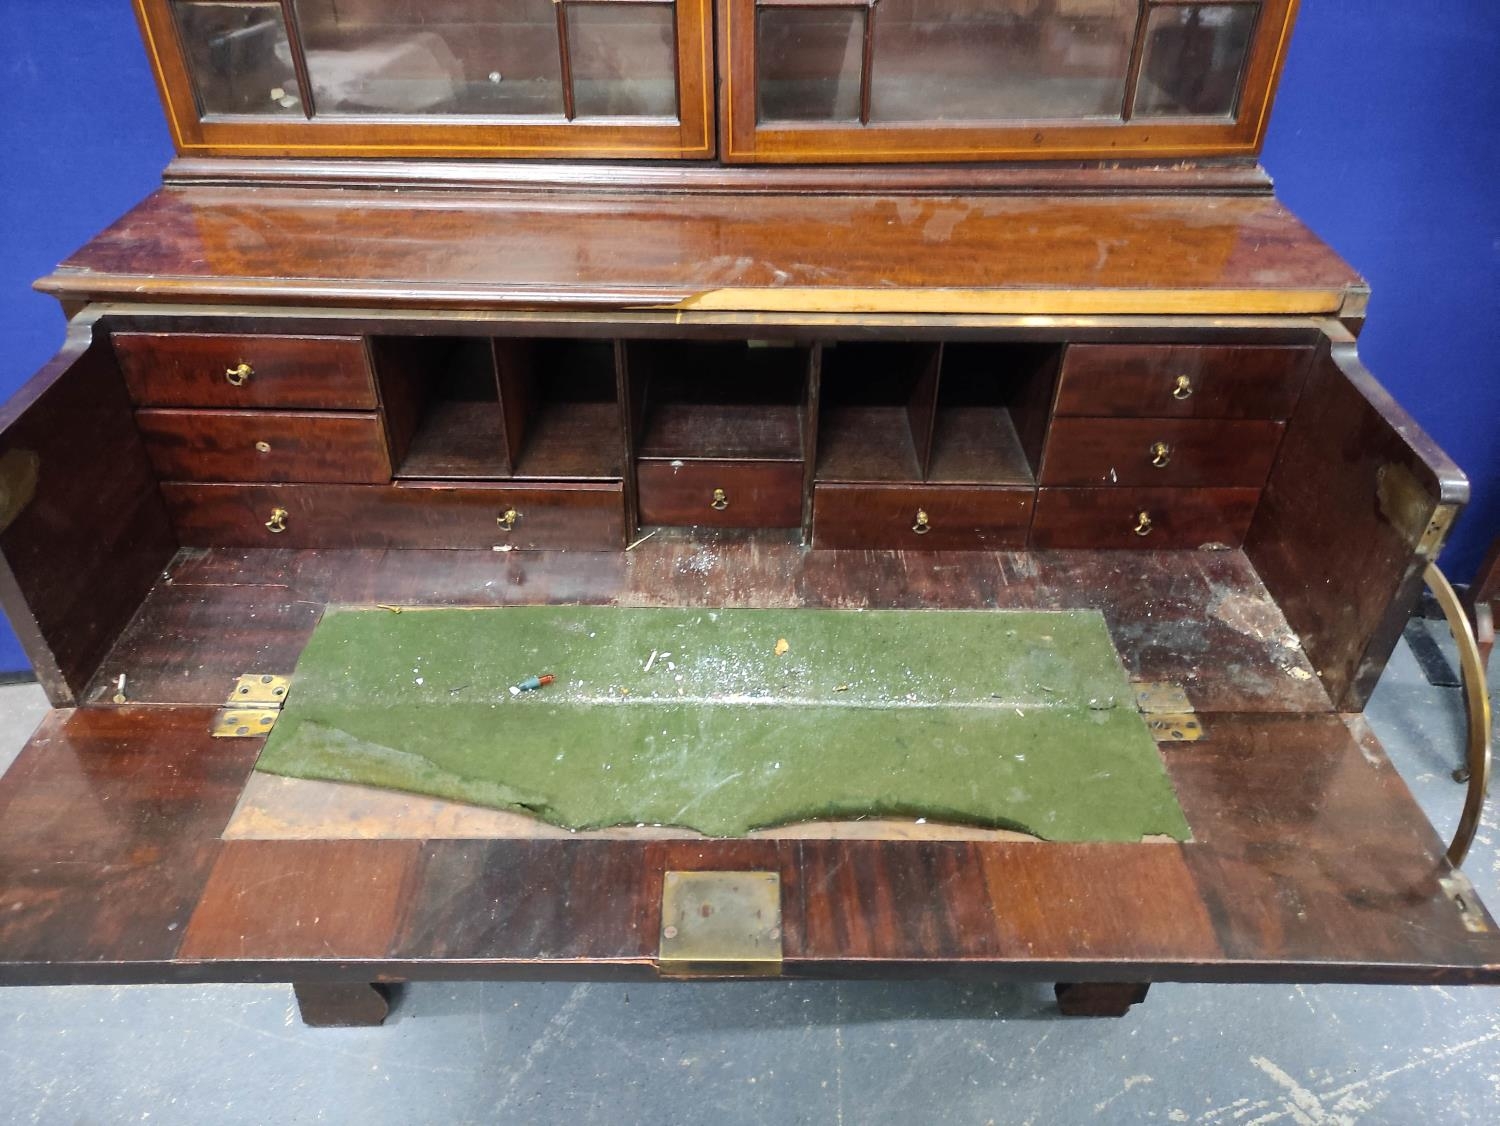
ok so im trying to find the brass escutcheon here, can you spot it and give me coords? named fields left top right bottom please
left=912, top=508, right=931, bottom=535
left=1149, top=440, right=1172, bottom=468
left=1171, top=374, right=1193, bottom=400
left=710, top=488, right=729, bottom=511
left=226, top=362, right=253, bottom=387
left=254, top=440, right=272, bottom=454
left=264, top=507, right=288, bottom=534
left=497, top=507, right=520, bottom=531
left=1133, top=510, right=1154, bottom=536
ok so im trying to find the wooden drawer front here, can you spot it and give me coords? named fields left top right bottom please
left=637, top=460, right=803, bottom=528
left=137, top=409, right=392, bottom=485
left=1031, top=488, right=1260, bottom=549
left=813, top=484, right=1034, bottom=550
left=161, top=483, right=625, bottom=550
left=1041, top=418, right=1284, bottom=488
left=114, top=333, right=376, bottom=409
left=1055, top=345, right=1310, bottom=419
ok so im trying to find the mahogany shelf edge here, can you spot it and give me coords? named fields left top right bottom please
left=35, top=187, right=1364, bottom=318
left=160, top=157, right=1279, bottom=196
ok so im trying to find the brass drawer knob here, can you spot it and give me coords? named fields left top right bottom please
left=254, top=440, right=272, bottom=454
left=1149, top=440, right=1172, bottom=468
left=710, top=488, right=729, bottom=511
left=1171, top=374, right=1193, bottom=400
left=1133, top=510, right=1154, bottom=537
left=912, top=508, right=931, bottom=535
left=264, top=507, right=288, bottom=534
left=226, top=362, right=253, bottom=387
left=497, top=507, right=520, bottom=531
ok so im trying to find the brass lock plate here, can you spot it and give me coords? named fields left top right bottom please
left=658, top=871, right=783, bottom=977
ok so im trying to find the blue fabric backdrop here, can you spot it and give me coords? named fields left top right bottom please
left=1, top=1, right=1496, bottom=672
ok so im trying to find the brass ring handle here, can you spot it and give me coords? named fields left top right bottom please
left=1171, top=374, right=1193, bottom=400
left=1132, top=511, right=1153, bottom=537
left=710, top=488, right=729, bottom=511
left=1424, top=562, right=1492, bottom=868
left=264, top=507, right=288, bottom=534
left=1149, top=441, right=1172, bottom=468
left=226, top=362, right=253, bottom=387
left=912, top=508, right=931, bottom=535
left=497, top=507, right=520, bottom=531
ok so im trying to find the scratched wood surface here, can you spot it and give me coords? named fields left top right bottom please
left=1, top=704, right=1496, bottom=986
left=38, top=188, right=1361, bottom=314
left=83, top=536, right=1330, bottom=715
left=3, top=541, right=1489, bottom=987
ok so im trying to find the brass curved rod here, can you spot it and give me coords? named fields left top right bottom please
left=1424, top=562, right=1493, bottom=868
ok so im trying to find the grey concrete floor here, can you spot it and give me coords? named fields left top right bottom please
left=1, top=630, right=1498, bottom=1125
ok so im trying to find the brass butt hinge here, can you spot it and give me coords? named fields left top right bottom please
left=211, top=673, right=291, bottom=738
left=1134, top=681, right=1204, bottom=743
left=658, top=871, right=783, bottom=978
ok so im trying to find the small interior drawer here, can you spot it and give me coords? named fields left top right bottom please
left=114, top=333, right=376, bottom=409
left=1030, top=487, right=1261, bottom=549
left=1040, top=418, right=1284, bottom=488
left=637, top=460, right=804, bottom=528
left=812, top=483, right=1034, bottom=549
left=136, top=409, right=392, bottom=484
left=1055, top=345, right=1311, bottom=419
left=160, top=482, right=625, bottom=550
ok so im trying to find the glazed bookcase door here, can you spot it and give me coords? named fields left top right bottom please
left=137, top=0, right=714, bottom=158
left=723, top=0, right=1298, bottom=162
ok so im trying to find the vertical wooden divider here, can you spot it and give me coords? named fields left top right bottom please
left=493, top=337, right=533, bottom=474
left=801, top=342, right=823, bottom=543
left=909, top=342, right=944, bottom=481
left=616, top=340, right=641, bottom=536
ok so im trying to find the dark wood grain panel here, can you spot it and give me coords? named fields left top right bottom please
left=1055, top=345, right=1311, bottom=419
left=1245, top=340, right=1468, bottom=711
left=812, top=483, right=1034, bottom=550
left=180, top=840, right=422, bottom=961
left=114, top=332, right=376, bottom=409
left=637, top=460, right=804, bottom=528
left=137, top=409, right=392, bottom=484
left=43, top=190, right=1362, bottom=314
left=793, top=840, right=1219, bottom=966
left=1030, top=488, right=1260, bottom=549
left=393, top=840, right=658, bottom=963
left=161, top=482, right=626, bottom=550
left=1172, top=713, right=1500, bottom=973
left=0, top=707, right=253, bottom=975
left=0, top=322, right=178, bottom=705
left=1041, top=418, right=1284, bottom=488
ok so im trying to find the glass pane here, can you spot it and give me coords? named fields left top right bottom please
left=293, top=0, right=565, bottom=116
left=568, top=2, right=678, bottom=118
left=1135, top=3, right=1258, bottom=118
left=757, top=7, right=864, bottom=123
left=869, top=0, right=1138, bottom=123
left=172, top=1, right=303, bottom=116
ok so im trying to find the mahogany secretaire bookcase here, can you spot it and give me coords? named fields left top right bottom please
left=0, top=0, right=1492, bottom=1026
